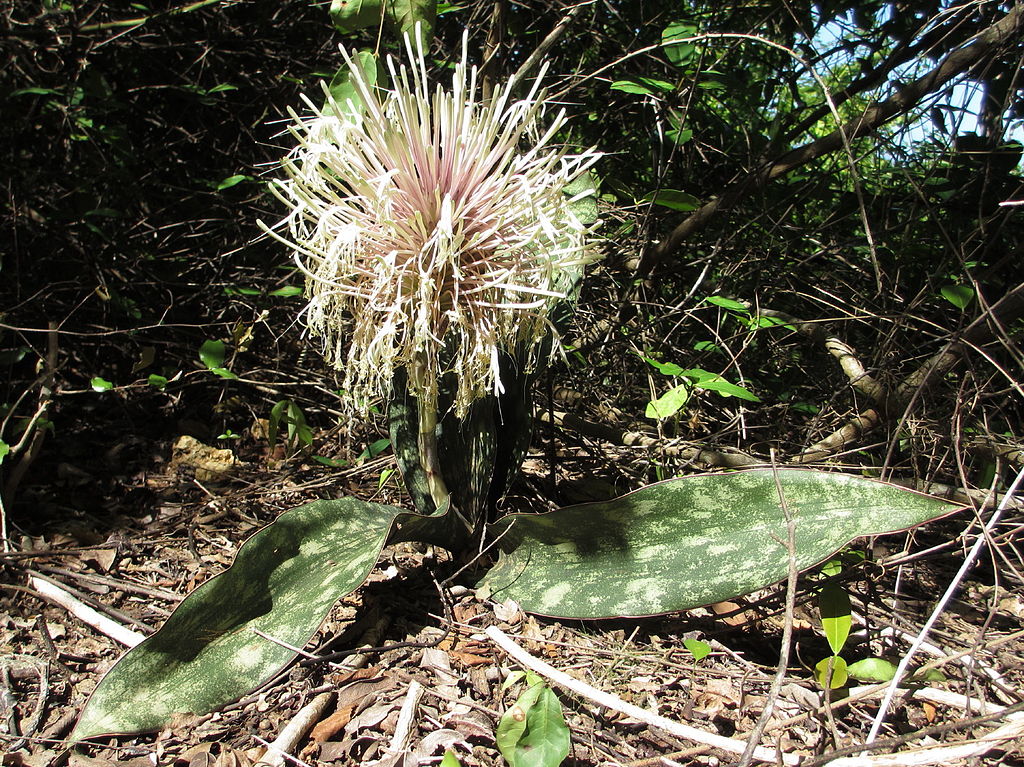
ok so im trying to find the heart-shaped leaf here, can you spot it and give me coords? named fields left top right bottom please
left=478, top=469, right=962, bottom=619
left=72, top=497, right=452, bottom=741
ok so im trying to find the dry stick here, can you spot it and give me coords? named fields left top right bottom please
left=387, top=680, right=424, bottom=757
left=256, top=691, right=333, bottom=767
left=640, top=4, right=1024, bottom=274
left=537, top=409, right=762, bottom=467
left=27, top=576, right=145, bottom=648
left=485, top=625, right=801, bottom=766
left=862, top=463, right=1024, bottom=748
left=798, top=281, right=1024, bottom=463
left=506, top=2, right=588, bottom=97
left=736, top=454, right=800, bottom=767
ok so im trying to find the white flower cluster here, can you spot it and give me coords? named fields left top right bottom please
left=264, top=34, right=600, bottom=418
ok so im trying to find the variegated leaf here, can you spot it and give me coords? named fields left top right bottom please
left=479, top=469, right=962, bottom=619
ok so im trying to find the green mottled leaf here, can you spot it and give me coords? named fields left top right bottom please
left=90, top=376, right=113, bottom=392
left=818, top=582, right=851, bottom=655
left=72, top=498, right=453, bottom=741
left=479, top=469, right=962, bottom=619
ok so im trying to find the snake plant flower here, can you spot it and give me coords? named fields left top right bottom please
left=263, top=34, right=600, bottom=420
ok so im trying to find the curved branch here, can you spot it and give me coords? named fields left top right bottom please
left=640, top=3, right=1024, bottom=274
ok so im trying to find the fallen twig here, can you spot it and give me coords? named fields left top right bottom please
left=27, top=576, right=144, bottom=648
left=257, top=691, right=333, bottom=767
left=485, top=625, right=801, bottom=766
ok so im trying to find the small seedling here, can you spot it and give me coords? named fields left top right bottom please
left=497, top=670, right=570, bottom=767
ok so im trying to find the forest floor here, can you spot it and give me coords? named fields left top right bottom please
left=3, top=401, right=1024, bottom=767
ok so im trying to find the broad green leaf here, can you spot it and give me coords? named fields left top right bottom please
left=846, top=657, right=898, bottom=682
left=479, top=469, right=962, bottom=619
left=385, top=0, right=437, bottom=42
left=147, top=374, right=168, bottom=390
left=646, top=384, right=690, bottom=419
left=661, top=21, right=698, bottom=67
left=641, top=189, right=700, bottom=211
left=940, top=284, right=974, bottom=309
left=496, top=681, right=543, bottom=759
left=90, top=377, right=113, bottom=392
left=815, top=655, right=848, bottom=689
left=72, top=497, right=455, bottom=740
left=818, top=582, right=851, bottom=655
left=0, top=440, right=9, bottom=465
left=683, top=638, right=711, bottom=661
left=329, top=0, right=381, bottom=32
left=198, top=339, right=226, bottom=369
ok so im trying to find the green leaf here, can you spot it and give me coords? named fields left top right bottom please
left=72, top=497, right=456, bottom=740
left=639, top=354, right=685, bottom=376
left=497, top=681, right=570, bottom=767
left=269, top=286, right=303, bottom=298
left=478, top=469, right=962, bottom=619
left=689, top=375, right=760, bottom=402
left=661, top=21, right=698, bottom=67
left=818, top=582, right=851, bottom=656
left=704, top=296, right=748, bottom=312
left=147, top=374, right=169, bottom=390
left=329, top=0, right=381, bottom=32
left=90, top=377, right=113, bottom=392
left=610, top=77, right=675, bottom=96
left=325, top=51, right=378, bottom=118
left=563, top=172, right=599, bottom=227
left=683, top=638, right=711, bottom=661
left=814, top=655, right=848, bottom=689
left=846, top=657, right=898, bottom=682
left=198, top=340, right=226, bottom=369
left=216, top=175, right=251, bottom=191
left=646, top=383, right=690, bottom=419
left=209, top=367, right=239, bottom=380
left=329, top=0, right=436, bottom=43
left=440, top=750, right=462, bottom=767
left=641, top=189, right=700, bottom=211
left=385, top=0, right=437, bottom=42
left=940, top=284, right=974, bottom=310
left=0, top=440, right=9, bottom=465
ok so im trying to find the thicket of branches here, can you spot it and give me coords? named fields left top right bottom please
left=2, top=0, right=1023, bottom=521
